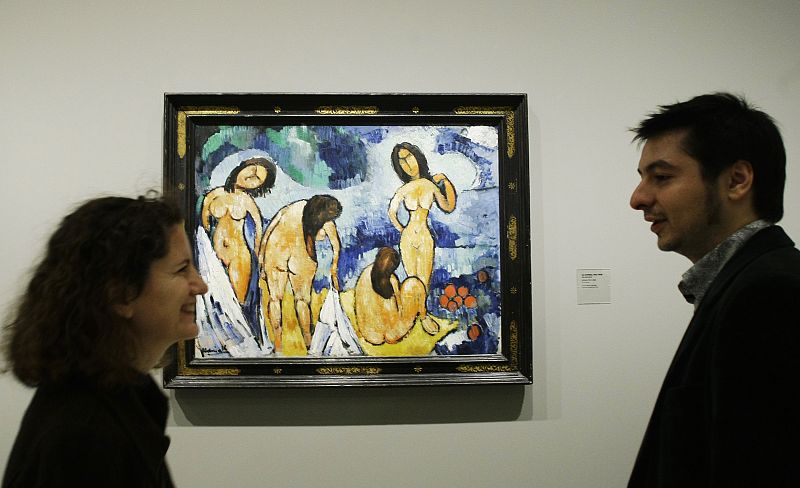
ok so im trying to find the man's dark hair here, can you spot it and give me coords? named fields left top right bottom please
left=632, top=92, right=786, bottom=222
left=2, top=194, right=183, bottom=387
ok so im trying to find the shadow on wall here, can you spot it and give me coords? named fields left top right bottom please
left=172, top=385, right=528, bottom=426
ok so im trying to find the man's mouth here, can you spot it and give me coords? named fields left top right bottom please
left=650, top=220, right=665, bottom=234
left=644, top=215, right=665, bottom=234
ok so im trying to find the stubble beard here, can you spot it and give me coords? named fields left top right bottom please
left=657, top=182, right=722, bottom=259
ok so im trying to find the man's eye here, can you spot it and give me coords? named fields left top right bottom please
left=654, top=174, right=672, bottom=182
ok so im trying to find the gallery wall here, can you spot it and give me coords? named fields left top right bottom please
left=2, top=1, right=798, bottom=486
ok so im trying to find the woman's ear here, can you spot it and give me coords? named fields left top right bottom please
left=108, top=282, right=135, bottom=319
left=113, top=302, right=134, bottom=320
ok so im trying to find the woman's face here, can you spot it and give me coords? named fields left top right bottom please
left=235, top=164, right=268, bottom=190
left=397, top=148, right=420, bottom=179
left=122, top=224, right=208, bottom=358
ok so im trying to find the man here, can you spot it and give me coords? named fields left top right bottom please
left=628, top=92, right=800, bottom=487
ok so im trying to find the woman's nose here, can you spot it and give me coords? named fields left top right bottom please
left=191, top=266, right=209, bottom=295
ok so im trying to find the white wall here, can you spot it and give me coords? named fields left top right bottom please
left=2, top=1, right=798, bottom=486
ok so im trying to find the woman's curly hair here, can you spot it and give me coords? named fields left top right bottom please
left=2, top=194, right=183, bottom=387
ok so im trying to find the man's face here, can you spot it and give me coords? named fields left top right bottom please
left=630, top=130, right=727, bottom=263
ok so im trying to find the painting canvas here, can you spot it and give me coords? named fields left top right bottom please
left=163, top=94, right=531, bottom=387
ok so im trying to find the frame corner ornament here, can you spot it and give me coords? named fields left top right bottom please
left=453, top=106, right=516, bottom=158
left=175, top=341, right=241, bottom=377
left=176, top=107, right=240, bottom=159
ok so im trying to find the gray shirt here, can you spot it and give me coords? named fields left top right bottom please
left=678, top=219, right=772, bottom=309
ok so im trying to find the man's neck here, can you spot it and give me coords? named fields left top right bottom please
left=679, top=219, right=772, bottom=308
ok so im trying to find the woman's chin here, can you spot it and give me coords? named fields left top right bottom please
left=177, top=321, right=200, bottom=340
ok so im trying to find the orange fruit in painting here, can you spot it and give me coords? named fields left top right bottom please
left=477, top=269, right=489, bottom=283
left=446, top=300, right=459, bottom=313
left=453, top=296, right=463, bottom=307
left=444, top=283, right=457, bottom=298
left=439, top=294, right=449, bottom=308
left=464, top=295, right=477, bottom=308
left=468, top=324, right=481, bottom=341
left=457, top=285, right=469, bottom=298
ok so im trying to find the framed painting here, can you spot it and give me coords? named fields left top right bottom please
left=162, top=93, right=532, bottom=387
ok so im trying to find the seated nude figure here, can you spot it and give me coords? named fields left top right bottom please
left=355, top=247, right=439, bottom=345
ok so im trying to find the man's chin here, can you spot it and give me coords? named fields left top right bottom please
left=656, top=237, right=676, bottom=253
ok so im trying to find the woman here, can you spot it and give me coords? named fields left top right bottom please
left=2, top=194, right=208, bottom=487
left=259, top=194, right=342, bottom=352
left=200, top=156, right=276, bottom=306
left=388, top=142, right=457, bottom=290
left=355, top=247, right=439, bottom=345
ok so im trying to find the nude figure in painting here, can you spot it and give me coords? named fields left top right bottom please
left=387, top=142, right=457, bottom=291
left=355, top=247, right=439, bottom=344
left=259, top=195, right=342, bottom=351
left=200, top=157, right=276, bottom=304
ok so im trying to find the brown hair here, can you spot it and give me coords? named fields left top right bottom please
left=301, top=195, right=342, bottom=262
left=370, top=247, right=400, bottom=299
left=2, top=194, right=183, bottom=387
left=224, top=156, right=277, bottom=197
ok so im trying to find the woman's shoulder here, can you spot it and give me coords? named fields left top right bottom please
left=19, top=376, right=162, bottom=451
left=279, top=200, right=306, bottom=220
left=355, top=264, right=375, bottom=285
left=7, top=383, right=125, bottom=465
left=202, top=186, right=227, bottom=204
left=26, top=381, right=121, bottom=431
left=4, top=382, right=159, bottom=487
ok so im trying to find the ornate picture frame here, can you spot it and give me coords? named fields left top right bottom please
left=162, top=93, right=531, bottom=387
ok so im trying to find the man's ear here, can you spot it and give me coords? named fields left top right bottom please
left=726, top=159, right=754, bottom=201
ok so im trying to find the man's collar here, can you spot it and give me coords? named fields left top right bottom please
left=678, top=219, right=772, bottom=308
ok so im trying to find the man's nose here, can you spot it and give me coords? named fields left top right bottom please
left=630, top=181, right=650, bottom=211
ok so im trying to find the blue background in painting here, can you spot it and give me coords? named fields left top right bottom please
left=194, top=125, right=502, bottom=354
